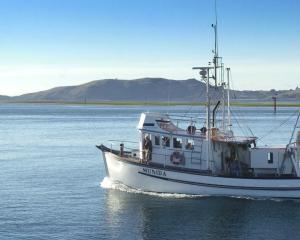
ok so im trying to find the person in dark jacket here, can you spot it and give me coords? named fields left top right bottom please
left=143, top=135, right=152, bottom=161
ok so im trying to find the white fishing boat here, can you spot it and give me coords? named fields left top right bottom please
left=97, top=15, right=300, bottom=199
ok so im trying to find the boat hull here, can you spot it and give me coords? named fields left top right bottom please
left=102, top=151, right=300, bottom=198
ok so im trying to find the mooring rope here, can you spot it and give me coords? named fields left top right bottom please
left=257, top=110, right=299, bottom=141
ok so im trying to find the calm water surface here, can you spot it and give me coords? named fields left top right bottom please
left=0, top=103, right=300, bottom=240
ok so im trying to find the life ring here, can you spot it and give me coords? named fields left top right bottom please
left=187, top=125, right=196, bottom=135
left=170, top=152, right=185, bottom=165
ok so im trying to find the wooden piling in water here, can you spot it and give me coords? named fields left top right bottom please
left=272, top=96, right=277, bottom=113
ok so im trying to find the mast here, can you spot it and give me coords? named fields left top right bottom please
left=221, top=63, right=226, bottom=132
left=192, top=0, right=222, bottom=170
left=206, top=69, right=211, bottom=170
left=193, top=66, right=213, bottom=170
left=226, top=68, right=231, bottom=130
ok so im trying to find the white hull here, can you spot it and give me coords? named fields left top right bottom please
left=103, top=152, right=300, bottom=198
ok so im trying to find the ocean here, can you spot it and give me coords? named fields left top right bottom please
left=0, top=103, right=300, bottom=240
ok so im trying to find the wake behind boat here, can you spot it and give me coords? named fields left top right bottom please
left=97, top=12, right=300, bottom=199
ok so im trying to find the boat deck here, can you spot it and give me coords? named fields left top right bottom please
left=97, top=144, right=299, bottom=179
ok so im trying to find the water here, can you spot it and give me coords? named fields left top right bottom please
left=0, top=103, right=299, bottom=240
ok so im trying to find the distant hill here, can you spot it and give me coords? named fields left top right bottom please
left=13, top=78, right=214, bottom=102
left=4, top=78, right=300, bottom=102
left=233, top=88, right=300, bottom=101
left=0, top=95, right=11, bottom=101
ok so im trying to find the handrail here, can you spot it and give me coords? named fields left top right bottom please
left=104, top=144, right=205, bottom=162
left=287, top=142, right=298, bottom=148
left=108, top=139, right=139, bottom=144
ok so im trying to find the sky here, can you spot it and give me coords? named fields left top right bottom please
left=0, top=0, right=300, bottom=96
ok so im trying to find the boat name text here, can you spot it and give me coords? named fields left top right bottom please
left=142, top=168, right=166, bottom=177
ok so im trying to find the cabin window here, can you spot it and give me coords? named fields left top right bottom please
left=162, top=136, right=170, bottom=147
left=268, top=152, right=273, bottom=164
left=185, top=139, right=194, bottom=150
left=173, top=137, right=182, bottom=149
left=155, top=135, right=160, bottom=146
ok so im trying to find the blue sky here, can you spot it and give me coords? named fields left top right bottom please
left=0, top=0, right=299, bottom=95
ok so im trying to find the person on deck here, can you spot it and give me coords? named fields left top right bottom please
left=143, top=135, right=152, bottom=161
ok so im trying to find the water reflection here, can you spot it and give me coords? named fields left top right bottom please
left=103, top=187, right=300, bottom=240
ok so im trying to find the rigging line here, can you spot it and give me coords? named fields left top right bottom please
left=208, top=84, right=223, bottom=107
left=230, top=109, right=249, bottom=136
left=230, top=107, right=255, bottom=137
left=182, top=94, right=199, bottom=117
left=257, top=109, right=299, bottom=141
left=231, top=106, right=255, bottom=136
left=289, top=110, right=300, bottom=145
left=247, top=125, right=255, bottom=137
left=229, top=107, right=248, bottom=136
left=230, top=107, right=255, bottom=136
left=289, top=110, right=300, bottom=144
left=182, top=81, right=206, bottom=118
left=228, top=69, right=255, bottom=136
left=228, top=68, right=236, bottom=100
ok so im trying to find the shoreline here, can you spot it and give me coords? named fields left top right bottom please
left=0, top=100, right=299, bottom=107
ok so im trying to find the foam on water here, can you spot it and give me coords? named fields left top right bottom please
left=101, top=177, right=300, bottom=202
left=100, top=177, right=207, bottom=199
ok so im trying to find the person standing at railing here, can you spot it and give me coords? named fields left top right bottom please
left=120, top=143, right=124, bottom=157
left=143, top=135, right=152, bottom=161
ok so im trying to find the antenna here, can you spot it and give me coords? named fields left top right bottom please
left=214, top=0, right=218, bottom=57
left=212, top=0, right=219, bottom=87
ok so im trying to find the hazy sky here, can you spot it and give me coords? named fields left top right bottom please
left=0, top=0, right=300, bottom=96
